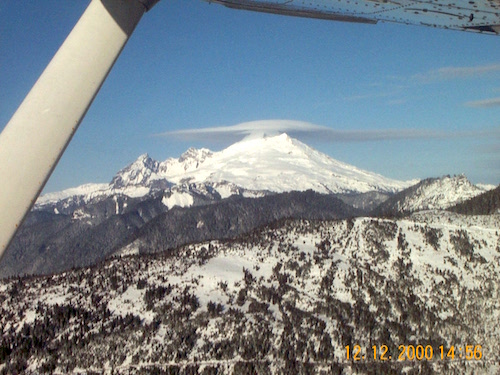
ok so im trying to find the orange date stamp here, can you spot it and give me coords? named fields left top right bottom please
left=346, top=344, right=483, bottom=361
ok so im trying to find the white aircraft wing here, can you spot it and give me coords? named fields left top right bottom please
left=205, top=0, right=500, bottom=34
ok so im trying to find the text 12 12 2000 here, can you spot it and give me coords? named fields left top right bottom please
left=345, top=345, right=482, bottom=361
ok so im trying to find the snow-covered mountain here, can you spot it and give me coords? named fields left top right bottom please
left=1, top=212, right=499, bottom=374
left=373, top=175, right=491, bottom=216
left=36, top=134, right=414, bottom=210
left=450, top=184, right=500, bottom=215
left=156, top=134, right=413, bottom=194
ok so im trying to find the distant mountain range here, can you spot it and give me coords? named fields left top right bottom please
left=1, top=134, right=496, bottom=278
left=36, top=134, right=415, bottom=210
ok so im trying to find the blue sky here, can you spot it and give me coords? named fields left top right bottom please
left=1, top=0, right=500, bottom=193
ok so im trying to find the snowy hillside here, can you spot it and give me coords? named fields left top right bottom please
left=1, top=191, right=359, bottom=278
left=36, top=134, right=414, bottom=209
left=1, top=212, right=499, bottom=374
left=373, top=175, right=492, bottom=216
left=450, top=184, right=500, bottom=215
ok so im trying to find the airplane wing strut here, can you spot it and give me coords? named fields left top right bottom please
left=0, top=0, right=158, bottom=259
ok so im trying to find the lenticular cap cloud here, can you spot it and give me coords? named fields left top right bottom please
left=159, top=120, right=326, bottom=141
left=157, top=119, right=448, bottom=143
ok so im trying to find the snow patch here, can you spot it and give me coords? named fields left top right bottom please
left=108, top=286, right=154, bottom=324
left=37, top=183, right=109, bottom=205
left=162, top=192, right=194, bottom=210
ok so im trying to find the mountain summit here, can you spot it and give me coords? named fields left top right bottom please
left=157, top=134, right=413, bottom=194
left=37, top=133, right=414, bottom=207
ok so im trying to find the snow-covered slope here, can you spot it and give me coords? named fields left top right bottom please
left=406, top=175, right=489, bottom=210
left=373, top=175, right=492, bottom=215
left=36, top=154, right=166, bottom=207
left=450, top=184, right=500, bottom=215
left=36, top=183, right=110, bottom=206
left=1, top=212, right=499, bottom=374
left=36, top=134, right=414, bottom=208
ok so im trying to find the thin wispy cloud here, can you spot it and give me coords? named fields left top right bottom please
left=156, top=120, right=497, bottom=144
left=411, top=64, right=500, bottom=84
left=386, top=99, right=408, bottom=106
left=348, top=64, right=500, bottom=107
left=465, top=97, right=500, bottom=108
left=343, top=91, right=393, bottom=101
left=342, top=82, right=406, bottom=103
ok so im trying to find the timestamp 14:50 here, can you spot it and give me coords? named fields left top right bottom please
left=346, top=345, right=483, bottom=361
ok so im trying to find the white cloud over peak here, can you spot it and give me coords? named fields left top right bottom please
left=157, top=119, right=450, bottom=144
left=159, top=120, right=325, bottom=139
